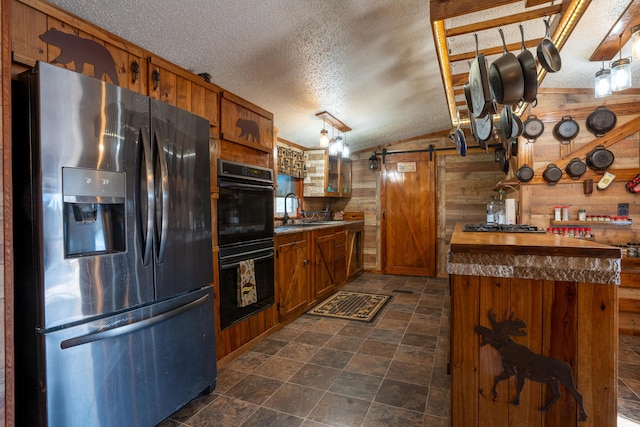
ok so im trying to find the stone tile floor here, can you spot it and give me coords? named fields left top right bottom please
left=158, top=273, right=640, bottom=427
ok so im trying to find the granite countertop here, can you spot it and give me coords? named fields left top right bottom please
left=447, top=223, right=621, bottom=285
left=274, top=220, right=363, bottom=235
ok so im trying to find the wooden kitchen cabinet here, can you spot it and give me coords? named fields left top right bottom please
left=620, top=257, right=640, bottom=335
left=11, top=0, right=148, bottom=95
left=148, top=56, right=220, bottom=128
left=275, top=231, right=310, bottom=322
left=334, top=226, right=346, bottom=285
left=345, top=222, right=364, bottom=281
left=303, top=150, right=352, bottom=198
left=311, top=228, right=337, bottom=304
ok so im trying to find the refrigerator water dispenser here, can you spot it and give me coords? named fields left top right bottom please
left=62, top=167, right=126, bottom=257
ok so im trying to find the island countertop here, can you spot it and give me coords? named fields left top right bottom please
left=447, top=223, right=621, bottom=285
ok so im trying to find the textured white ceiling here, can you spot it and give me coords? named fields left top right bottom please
left=47, top=0, right=638, bottom=153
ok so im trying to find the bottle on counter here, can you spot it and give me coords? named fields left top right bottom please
left=487, top=198, right=497, bottom=224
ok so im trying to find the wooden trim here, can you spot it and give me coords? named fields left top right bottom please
left=4, top=1, right=14, bottom=425
left=148, top=55, right=222, bottom=92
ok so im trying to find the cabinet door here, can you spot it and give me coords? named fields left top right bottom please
left=346, top=226, right=364, bottom=280
left=340, top=158, right=352, bottom=197
left=313, top=230, right=336, bottom=301
left=325, top=155, right=340, bottom=197
left=276, top=235, right=309, bottom=321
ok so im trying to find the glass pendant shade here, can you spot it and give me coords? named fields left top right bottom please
left=632, top=24, right=640, bottom=61
left=342, top=143, right=350, bottom=158
left=320, top=129, right=329, bottom=147
left=611, top=57, right=632, bottom=91
left=594, top=68, right=611, bottom=98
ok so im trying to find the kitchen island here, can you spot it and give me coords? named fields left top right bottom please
left=447, top=223, right=620, bottom=427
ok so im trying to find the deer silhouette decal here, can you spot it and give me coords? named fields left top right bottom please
left=475, top=310, right=587, bottom=422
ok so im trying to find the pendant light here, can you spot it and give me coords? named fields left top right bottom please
left=319, top=117, right=329, bottom=147
left=632, top=24, right=640, bottom=61
left=611, top=33, right=632, bottom=92
left=594, top=56, right=611, bottom=98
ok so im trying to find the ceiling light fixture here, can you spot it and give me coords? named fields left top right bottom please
left=632, top=24, right=640, bottom=61
left=611, top=33, right=632, bottom=92
left=594, top=56, right=612, bottom=98
left=315, top=111, right=352, bottom=157
left=319, top=119, right=329, bottom=147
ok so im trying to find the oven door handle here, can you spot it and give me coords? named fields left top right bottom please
left=220, top=253, right=274, bottom=270
left=219, top=181, right=274, bottom=192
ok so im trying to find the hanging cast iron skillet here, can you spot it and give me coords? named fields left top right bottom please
left=475, top=112, right=493, bottom=145
left=516, top=164, right=534, bottom=182
left=522, top=115, right=544, bottom=142
left=537, top=19, right=562, bottom=73
left=586, top=106, right=617, bottom=137
left=565, top=157, right=587, bottom=179
left=470, top=34, right=492, bottom=118
left=510, top=137, right=519, bottom=157
left=511, top=114, right=523, bottom=138
left=586, top=145, right=615, bottom=172
left=517, top=24, right=538, bottom=104
left=543, top=163, right=563, bottom=185
left=553, top=116, right=579, bottom=144
left=495, top=143, right=509, bottom=175
left=489, top=28, right=525, bottom=105
left=500, top=105, right=513, bottom=140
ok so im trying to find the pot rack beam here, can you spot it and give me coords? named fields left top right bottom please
left=431, top=0, right=591, bottom=128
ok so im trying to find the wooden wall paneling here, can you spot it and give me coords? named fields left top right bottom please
left=477, top=275, right=510, bottom=425
left=577, top=282, right=618, bottom=426
left=148, top=59, right=177, bottom=105
left=204, top=87, right=219, bottom=128
left=450, top=274, right=480, bottom=426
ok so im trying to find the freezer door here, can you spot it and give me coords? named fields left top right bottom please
left=20, top=287, right=217, bottom=427
left=13, top=62, right=155, bottom=329
left=150, top=99, right=213, bottom=299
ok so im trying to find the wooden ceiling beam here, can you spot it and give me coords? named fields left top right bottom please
left=430, top=0, right=520, bottom=21
left=445, top=5, right=562, bottom=37
left=589, top=0, right=640, bottom=61
left=315, top=111, right=351, bottom=133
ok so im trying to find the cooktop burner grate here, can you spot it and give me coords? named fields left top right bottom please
left=463, top=224, right=544, bottom=233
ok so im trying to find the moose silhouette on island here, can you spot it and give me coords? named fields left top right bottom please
left=475, top=310, right=588, bottom=422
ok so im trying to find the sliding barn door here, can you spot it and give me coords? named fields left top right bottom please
left=381, top=153, right=436, bottom=276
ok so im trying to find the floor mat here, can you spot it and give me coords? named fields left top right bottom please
left=307, top=290, right=392, bottom=322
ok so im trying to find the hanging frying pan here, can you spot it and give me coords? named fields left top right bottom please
left=553, top=116, right=579, bottom=144
left=522, top=115, right=544, bottom=142
left=475, top=112, right=493, bottom=145
left=586, top=106, right=617, bottom=137
left=470, top=34, right=492, bottom=118
left=511, top=114, right=523, bottom=138
left=517, top=24, right=538, bottom=104
left=565, top=157, right=587, bottom=179
left=500, top=105, right=513, bottom=140
left=495, top=143, right=509, bottom=175
left=488, top=28, right=524, bottom=105
left=510, top=137, right=519, bottom=157
left=543, top=163, right=562, bottom=185
left=586, top=145, right=615, bottom=172
left=537, top=19, right=562, bottom=73
left=516, top=164, right=534, bottom=182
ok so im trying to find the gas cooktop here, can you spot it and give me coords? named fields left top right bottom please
left=463, top=224, right=545, bottom=233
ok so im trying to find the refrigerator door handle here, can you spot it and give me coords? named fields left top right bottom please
left=153, top=130, right=169, bottom=263
left=140, top=128, right=155, bottom=266
left=60, top=292, right=211, bottom=349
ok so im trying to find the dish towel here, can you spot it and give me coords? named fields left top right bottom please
left=237, top=259, right=257, bottom=307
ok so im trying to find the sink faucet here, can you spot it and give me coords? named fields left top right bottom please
left=283, top=193, right=299, bottom=225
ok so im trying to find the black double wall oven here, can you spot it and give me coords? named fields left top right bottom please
left=217, top=160, right=275, bottom=329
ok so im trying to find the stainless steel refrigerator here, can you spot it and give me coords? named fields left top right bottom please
left=12, top=61, right=216, bottom=427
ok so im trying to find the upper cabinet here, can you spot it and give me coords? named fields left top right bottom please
left=303, top=149, right=352, bottom=198
left=147, top=56, right=219, bottom=128
left=220, top=91, right=273, bottom=154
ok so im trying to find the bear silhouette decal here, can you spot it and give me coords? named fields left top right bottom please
left=236, top=118, right=260, bottom=144
left=39, top=28, right=119, bottom=86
